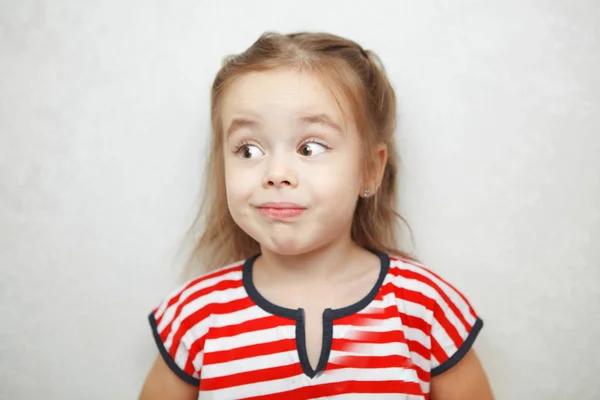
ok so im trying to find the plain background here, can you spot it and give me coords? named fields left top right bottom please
left=1, top=1, right=599, bottom=399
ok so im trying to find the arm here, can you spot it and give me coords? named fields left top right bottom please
left=430, top=349, right=494, bottom=400
left=139, top=355, right=199, bottom=400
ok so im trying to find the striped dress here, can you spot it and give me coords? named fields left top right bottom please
left=149, top=251, right=483, bottom=399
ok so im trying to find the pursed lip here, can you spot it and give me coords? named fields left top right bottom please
left=254, top=202, right=307, bottom=219
left=256, top=202, right=307, bottom=209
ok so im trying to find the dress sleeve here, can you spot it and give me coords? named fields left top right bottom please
left=428, top=273, right=484, bottom=377
left=148, top=282, right=205, bottom=386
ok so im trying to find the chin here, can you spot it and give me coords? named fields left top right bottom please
left=262, top=238, right=306, bottom=256
left=261, top=234, right=329, bottom=257
left=237, top=218, right=340, bottom=257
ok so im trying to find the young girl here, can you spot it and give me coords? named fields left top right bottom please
left=139, top=32, right=493, bottom=399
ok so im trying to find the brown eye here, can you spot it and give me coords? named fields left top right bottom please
left=298, top=144, right=312, bottom=156
left=237, top=144, right=264, bottom=159
left=298, top=142, right=327, bottom=157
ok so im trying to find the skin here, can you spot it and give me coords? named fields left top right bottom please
left=139, top=69, right=494, bottom=399
left=221, top=69, right=388, bottom=370
left=221, top=69, right=375, bottom=267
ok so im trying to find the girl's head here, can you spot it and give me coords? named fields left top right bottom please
left=185, top=32, right=414, bottom=273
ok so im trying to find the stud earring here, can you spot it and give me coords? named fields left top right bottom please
left=363, top=188, right=371, bottom=198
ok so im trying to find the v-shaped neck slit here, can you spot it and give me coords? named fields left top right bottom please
left=241, top=249, right=390, bottom=379
left=295, top=308, right=334, bottom=378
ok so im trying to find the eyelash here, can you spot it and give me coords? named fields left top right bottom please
left=231, top=138, right=331, bottom=155
left=299, top=138, right=331, bottom=150
left=231, top=140, right=255, bottom=155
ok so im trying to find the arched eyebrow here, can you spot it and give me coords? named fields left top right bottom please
left=226, top=118, right=259, bottom=139
left=226, top=113, right=344, bottom=139
left=298, top=113, right=344, bottom=134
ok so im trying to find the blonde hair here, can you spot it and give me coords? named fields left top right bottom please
left=182, top=32, right=417, bottom=277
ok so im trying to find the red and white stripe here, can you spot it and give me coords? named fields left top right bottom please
left=149, top=256, right=481, bottom=399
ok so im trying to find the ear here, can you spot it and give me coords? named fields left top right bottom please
left=360, top=143, right=388, bottom=197
left=372, top=143, right=388, bottom=190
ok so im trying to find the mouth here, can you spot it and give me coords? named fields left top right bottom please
left=255, top=202, right=307, bottom=219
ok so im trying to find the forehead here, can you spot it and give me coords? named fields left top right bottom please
left=220, top=69, right=351, bottom=128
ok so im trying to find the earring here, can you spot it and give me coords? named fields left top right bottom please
left=363, top=188, right=371, bottom=198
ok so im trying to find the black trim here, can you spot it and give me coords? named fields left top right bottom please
left=242, top=249, right=389, bottom=321
left=242, top=248, right=390, bottom=378
left=242, top=253, right=298, bottom=319
left=148, top=313, right=200, bottom=386
left=318, top=309, right=334, bottom=373
left=431, top=318, right=484, bottom=377
left=296, top=308, right=335, bottom=378
left=328, top=250, right=389, bottom=319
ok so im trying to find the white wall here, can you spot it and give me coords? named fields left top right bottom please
left=1, top=1, right=598, bottom=399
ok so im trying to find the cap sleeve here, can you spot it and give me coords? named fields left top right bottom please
left=428, top=272, right=483, bottom=376
left=149, top=281, right=208, bottom=386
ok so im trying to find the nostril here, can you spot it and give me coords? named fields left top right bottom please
left=265, top=179, right=292, bottom=187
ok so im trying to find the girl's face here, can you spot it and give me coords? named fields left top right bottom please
left=221, top=69, right=365, bottom=256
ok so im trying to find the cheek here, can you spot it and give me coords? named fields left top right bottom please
left=225, top=161, right=258, bottom=202
left=305, top=154, right=362, bottom=202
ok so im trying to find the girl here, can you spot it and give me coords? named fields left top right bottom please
left=139, top=32, right=493, bottom=399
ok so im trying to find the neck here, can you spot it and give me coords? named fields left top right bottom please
left=256, top=233, right=364, bottom=283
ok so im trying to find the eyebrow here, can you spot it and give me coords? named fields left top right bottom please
left=225, top=113, right=344, bottom=139
left=298, top=113, right=344, bottom=134
left=226, top=117, right=259, bottom=138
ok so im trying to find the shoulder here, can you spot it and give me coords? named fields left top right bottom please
left=385, top=255, right=454, bottom=298
left=151, top=259, right=246, bottom=332
left=384, top=255, right=479, bottom=325
left=146, top=260, right=247, bottom=385
left=384, top=254, right=484, bottom=376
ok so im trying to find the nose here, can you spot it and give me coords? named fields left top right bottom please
left=263, top=156, right=298, bottom=188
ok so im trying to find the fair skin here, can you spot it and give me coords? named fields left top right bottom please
left=139, top=69, right=494, bottom=400
left=222, top=69, right=385, bottom=369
